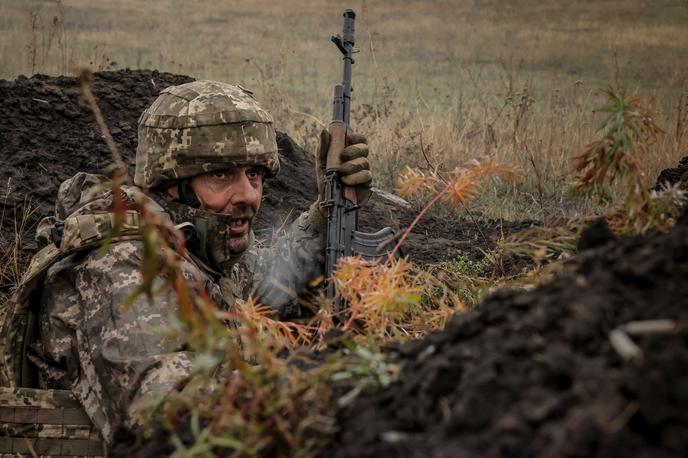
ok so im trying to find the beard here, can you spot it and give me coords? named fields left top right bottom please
left=226, top=200, right=256, bottom=254
left=229, top=229, right=251, bottom=253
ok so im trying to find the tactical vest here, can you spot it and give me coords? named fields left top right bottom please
left=0, top=387, right=105, bottom=457
left=0, top=210, right=142, bottom=457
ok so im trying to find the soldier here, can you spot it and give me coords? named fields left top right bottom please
left=0, top=80, right=372, bottom=444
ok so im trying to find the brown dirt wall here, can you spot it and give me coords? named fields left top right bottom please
left=325, top=217, right=688, bottom=458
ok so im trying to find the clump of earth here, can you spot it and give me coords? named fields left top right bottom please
left=325, top=215, right=688, bottom=458
left=0, top=69, right=529, bottom=299
left=654, top=155, right=688, bottom=191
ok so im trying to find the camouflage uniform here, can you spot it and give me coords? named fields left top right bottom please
left=0, top=81, right=326, bottom=446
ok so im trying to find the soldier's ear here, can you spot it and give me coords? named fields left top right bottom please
left=178, top=179, right=202, bottom=208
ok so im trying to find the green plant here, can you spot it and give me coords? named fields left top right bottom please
left=498, top=224, right=580, bottom=263
left=328, top=340, right=399, bottom=388
left=572, top=88, right=676, bottom=232
left=446, top=253, right=491, bottom=277
left=499, top=88, right=684, bottom=269
left=434, top=254, right=495, bottom=307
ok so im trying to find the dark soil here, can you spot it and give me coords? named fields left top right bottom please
left=654, top=155, right=688, bottom=190
left=576, top=217, right=616, bottom=252
left=0, top=69, right=529, bottom=287
left=326, top=218, right=688, bottom=458
left=0, top=69, right=193, bottom=255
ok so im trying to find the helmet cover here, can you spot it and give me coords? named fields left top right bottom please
left=135, top=80, right=279, bottom=189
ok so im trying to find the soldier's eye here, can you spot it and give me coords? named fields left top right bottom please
left=247, top=167, right=266, bottom=180
left=212, top=171, right=228, bottom=180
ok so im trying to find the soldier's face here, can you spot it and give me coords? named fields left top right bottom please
left=190, top=166, right=265, bottom=253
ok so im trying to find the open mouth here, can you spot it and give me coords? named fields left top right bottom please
left=230, top=217, right=250, bottom=234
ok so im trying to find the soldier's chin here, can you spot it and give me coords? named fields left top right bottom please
left=229, top=233, right=250, bottom=254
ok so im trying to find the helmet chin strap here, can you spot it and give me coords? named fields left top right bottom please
left=155, top=196, right=243, bottom=275
left=177, top=179, right=201, bottom=208
left=155, top=183, right=253, bottom=275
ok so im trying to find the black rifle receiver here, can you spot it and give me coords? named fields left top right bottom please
left=323, top=9, right=397, bottom=311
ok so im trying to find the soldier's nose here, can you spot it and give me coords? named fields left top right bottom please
left=227, top=170, right=260, bottom=209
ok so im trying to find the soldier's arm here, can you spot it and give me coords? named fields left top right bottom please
left=250, top=202, right=326, bottom=317
left=37, top=240, right=204, bottom=442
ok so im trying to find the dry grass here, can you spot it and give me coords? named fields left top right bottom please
left=1, top=0, right=687, bottom=220
left=0, top=196, right=38, bottom=304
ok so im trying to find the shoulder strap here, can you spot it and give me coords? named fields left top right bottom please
left=0, top=211, right=142, bottom=387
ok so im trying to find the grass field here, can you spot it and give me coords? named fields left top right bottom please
left=2, top=0, right=687, bottom=220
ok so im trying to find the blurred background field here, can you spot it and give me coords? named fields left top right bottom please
left=1, top=0, right=687, bottom=220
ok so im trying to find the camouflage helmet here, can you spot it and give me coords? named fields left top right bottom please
left=134, top=80, right=280, bottom=189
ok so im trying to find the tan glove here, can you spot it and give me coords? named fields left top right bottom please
left=315, top=129, right=373, bottom=204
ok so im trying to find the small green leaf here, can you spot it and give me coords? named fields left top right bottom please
left=209, top=436, right=242, bottom=449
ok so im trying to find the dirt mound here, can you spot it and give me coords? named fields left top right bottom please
left=0, top=69, right=528, bottom=283
left=0, top=69, right=193, bottom=253
left=654, top=155, right=688, bottom=190
left=326, top=221, right=688, bottom=457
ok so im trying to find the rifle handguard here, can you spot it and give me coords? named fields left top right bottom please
left=326, top=121, right=358, bottom=204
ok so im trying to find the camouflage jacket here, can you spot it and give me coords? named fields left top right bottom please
left=0, top=172, right=324, bottom=443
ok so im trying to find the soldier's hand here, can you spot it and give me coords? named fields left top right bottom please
left=315, top=129, right=373, bottom=203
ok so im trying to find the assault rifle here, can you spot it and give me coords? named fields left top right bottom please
left=323, top=9, right=397, bottom=310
